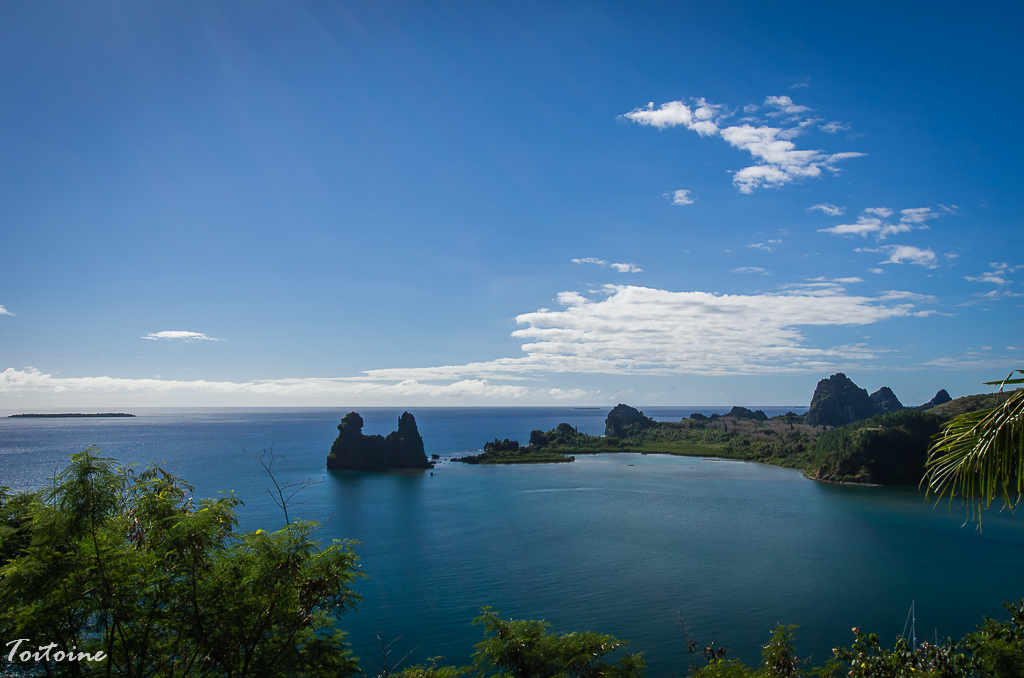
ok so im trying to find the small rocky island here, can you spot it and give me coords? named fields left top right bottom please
left=326, top=411, right=432, bottom=471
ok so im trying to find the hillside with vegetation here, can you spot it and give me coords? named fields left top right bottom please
left=465, top=373, right=1016, bottom=487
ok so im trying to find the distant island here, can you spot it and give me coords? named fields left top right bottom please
left=460, top=373, right=1009, bottom=486
left=326, top=411, right=432, bottom=471
left=7, top=412, right=136, bottom=418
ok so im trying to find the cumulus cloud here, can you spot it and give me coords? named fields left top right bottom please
left=623, top=96, right=864, bottom=194
left=142, top=331, right=221, bottom=342
left=810, top=203, right=844, bottom=216
left=666, top=189, right=694, bottom=205
left=764, top=95, right=811, bottom=117
left=0, top=305, right=13, bottom=317
left=748, top=243, right=773, bottom=252
left=367, top=284, right=921, bottom=379
left=572, top=258, right=642, bottom=273
left=882, top=246, right=938, bottom=268
left=621, top=100, right=696, bottom=130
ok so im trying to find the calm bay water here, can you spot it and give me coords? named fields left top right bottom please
left=2, top=407, right=1023, bottom=676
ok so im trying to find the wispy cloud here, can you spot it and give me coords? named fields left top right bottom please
left=733, top=267, right=770, bottom=275
left=571, top=258, right=642, bottom=273
left=965, top=262, right=1022, bottom=285
left=665, top=189, right=694, bottom=205
left=0, top=305, right=13, bottom=317
left=819, top=121, right=850, bottom=134
left=810, top=203, right=844, bottom=216
left=142, top=331, right=221, bottom=342
left=819, top=207, right=939, bottom=240
left=748, top=243, right=774, bottom=252
left=623, top=96, right=864, bottom=194
left=0, top=367, right=544, bottom=404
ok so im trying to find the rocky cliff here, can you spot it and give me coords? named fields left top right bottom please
left=806, top=373, right=879, bottom=428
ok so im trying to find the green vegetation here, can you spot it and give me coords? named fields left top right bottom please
left=0, top=448, right=362, bottom=677
left=452, top=436, right=575, bottom=464
left=924, top=371, right=1024, bottom=524
left=3, top=442, right=1024, bottom=676
left=465, top=373, right=1016, bottom=487
left=397, top=606, right=645, bottom=677
left=808, top=409, right=944, bottom=485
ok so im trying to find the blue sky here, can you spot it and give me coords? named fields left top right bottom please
left=1, top=0, right=1021, bottom=409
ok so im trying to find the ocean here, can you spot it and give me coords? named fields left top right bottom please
left=2, top=406, right=1022, bottom=676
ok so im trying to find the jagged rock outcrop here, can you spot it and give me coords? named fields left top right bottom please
left=727, top=406, right=769, bottom=421
left=605, top=404, right=658, bottom=438
left=870, top=387, right=904, bottom=414
left=326, top=411, right=431, bottom=471
left=918, top=389, right=953, bottom=410
left=806, top=373, right=878, bottom=428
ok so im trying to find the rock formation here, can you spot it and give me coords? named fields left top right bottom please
left=918, top=389, right=953, bottom=410
left=326, top=411, right=431, bottom=471
left=806, top=373, right=878, bottom=428
left=604, top=404, right=658, bottom=438
left=870, top=386, right=904, bottom=414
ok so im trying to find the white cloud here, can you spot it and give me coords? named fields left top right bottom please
left=899, top=207, right=937, bottom=225
left=882, top=246, right=938, bottom=268
left=0, top=305, right=13, bottom=317
left=623, top=96, right=864, bottom=194
left=572, top=258, right=642, bottom=273
left=810, top=203, right=844, bottom=216
left=820, top=121, right=850, bottom=134
left=965, top=272, right=1010, bottom=285
left=0, top=367, right=546, bottom=404
left=367, top=284, right=920, bottom=378
left=621, top=101, right=695, bottom=130
left=764, top=95, right=811, bottom=116
left=748, top=243, right=773, bottom=252
left=819, top=216, right=883, bottom=237
left=965, top=263, right=1019, bottom=285
left=820, top=206, right=939, bottom=240
left=666, top=189, right=694, bottom=205
left=142, top=331, right=221, bottom=342
left=732, top=267, right=770, bottom=275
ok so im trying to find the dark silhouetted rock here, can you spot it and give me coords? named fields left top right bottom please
left=727, top=406, right=769, bottom=421
left=870, top=386, right=904, bottom=414
left=918, top=389, right=953, bottom=410
left=605, top=404, right=658, bottom=438
left=806, top=373, right=877, bottom=428
left=326, top=411, right=431, bottom=471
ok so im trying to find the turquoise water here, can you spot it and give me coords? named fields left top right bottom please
left=2, top=407, right=1022, bottom=675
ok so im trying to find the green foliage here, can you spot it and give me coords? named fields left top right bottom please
left=0, top=447, right=362, bottom=678
left=822, top=629, right=970, bottom=678
left=810, top=409, right=944, bottom=485
left=924, top=371, right=1024, bottom=524
left=761, top=625, right=802, bottom=677
left=398, top=607, right=645, bottom=678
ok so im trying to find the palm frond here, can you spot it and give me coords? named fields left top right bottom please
left=923, top=371, right=1024, bottom=527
